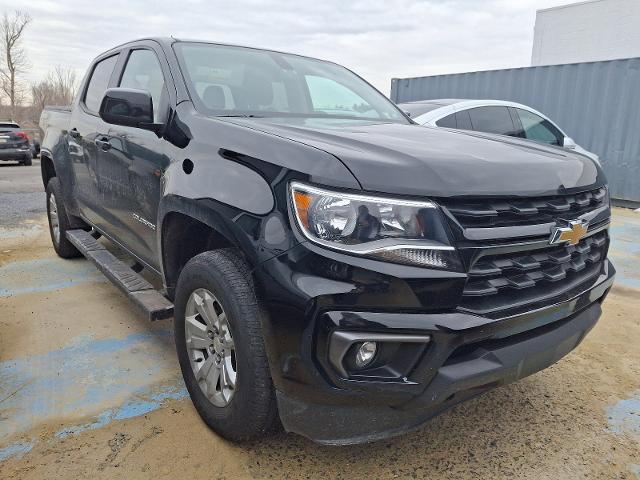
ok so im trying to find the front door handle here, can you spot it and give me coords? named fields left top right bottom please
left=95, top=137, right=111, bottom=151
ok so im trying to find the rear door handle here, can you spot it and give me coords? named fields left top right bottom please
left=69, top=128, right=81, bottom=139
left=95, top=137, right=111, bottom=151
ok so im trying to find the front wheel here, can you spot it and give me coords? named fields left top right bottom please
left=46, top=178, right=81, bottom=258
left=174, top=249, right=277, bottom=441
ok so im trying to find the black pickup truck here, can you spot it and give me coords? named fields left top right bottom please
left=39, top=38, right=615, bottom=445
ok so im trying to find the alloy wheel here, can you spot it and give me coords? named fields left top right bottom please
left=49, top=193, right=60, bottom=245
left=184, top=288, right=237, bottom=407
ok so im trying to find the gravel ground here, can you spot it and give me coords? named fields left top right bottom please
left=0, top=162, right=638, bottom=479
left=0, top=192, right=45, bottom=228
left=0, top=160, right=45, bottom=229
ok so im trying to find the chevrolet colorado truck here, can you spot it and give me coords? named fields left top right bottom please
left=39, top=38, right=615, bottom=445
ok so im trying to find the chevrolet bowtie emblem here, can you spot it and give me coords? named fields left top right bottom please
left=549, top=219, right=589, bottom=246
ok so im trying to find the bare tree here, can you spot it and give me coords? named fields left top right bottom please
left=50, top=66, right=77, bottom=105
left=0, top=10, right=31, bottom=119
left=32, top=66, right=77, bottom=106
left=31, top=78, right=51, bottom=115
left=30, top=66, right=78, bottom=131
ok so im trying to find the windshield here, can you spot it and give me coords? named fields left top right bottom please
left=174, top=42, right=408, bottom=123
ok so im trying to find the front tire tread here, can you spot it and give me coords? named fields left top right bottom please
left=174, top=249, right=277, bottom=441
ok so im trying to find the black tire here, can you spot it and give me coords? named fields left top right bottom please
left=174, top=249, right=277, bottom=441
left=46, top=177, right=81, bottom=258
left=22, top=155, right=32, bottom=166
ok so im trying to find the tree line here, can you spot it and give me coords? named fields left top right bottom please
left=1, top=10, right=77, bottom=136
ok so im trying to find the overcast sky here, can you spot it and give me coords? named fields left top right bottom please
left=1, top=0, right=579, bottom=96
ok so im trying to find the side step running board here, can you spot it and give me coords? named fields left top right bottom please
left=67, top=229, right=174, bottom=321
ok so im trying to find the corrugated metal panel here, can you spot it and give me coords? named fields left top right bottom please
left=391, top=58, right=640, bottom=203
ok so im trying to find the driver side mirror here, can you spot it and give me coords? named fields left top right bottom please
left=99, top=88, right=162, bottom=134
left=563, top=136, right=577, bottom=149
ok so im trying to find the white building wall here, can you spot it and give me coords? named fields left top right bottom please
left=532, top=0, right=640, bottom=66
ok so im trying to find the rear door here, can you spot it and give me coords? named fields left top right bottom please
left=94, top=43, right=172, bottom=268
left=69, top=53, right=120, bottom=226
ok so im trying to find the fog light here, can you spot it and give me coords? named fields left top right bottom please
left=355, top=341, right=377, bottom=368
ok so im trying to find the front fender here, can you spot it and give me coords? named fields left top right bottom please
left=157, top=192, right=300, bottom=281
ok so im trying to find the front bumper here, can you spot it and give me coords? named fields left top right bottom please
left=256, top=242, right=615, bottom=444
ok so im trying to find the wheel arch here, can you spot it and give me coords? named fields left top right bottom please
left=159, top=196, right=260, bottom=299
left=40, top=152, right=56, bottom=188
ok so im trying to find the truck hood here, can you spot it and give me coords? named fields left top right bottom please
left=229, top=117, right=605, bottom=198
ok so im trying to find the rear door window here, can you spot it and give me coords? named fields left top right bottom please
left=467, top=106, right=518, bottom=136
left=455, top=110, right=472, bottom=130
left=435, top=113, right=456, bottom=128
left=84, top=55, right=118, bottom=113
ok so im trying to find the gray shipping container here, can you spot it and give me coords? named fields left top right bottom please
left=390, top=58, right=640, bottom=204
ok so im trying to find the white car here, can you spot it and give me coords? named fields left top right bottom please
left=398, top=99, right=599, bottom=163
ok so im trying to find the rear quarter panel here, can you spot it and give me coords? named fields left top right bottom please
left=39, top=107, right=80, bottom=215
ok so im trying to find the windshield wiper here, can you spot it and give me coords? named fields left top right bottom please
left=216, top=114, right=262, bottom=118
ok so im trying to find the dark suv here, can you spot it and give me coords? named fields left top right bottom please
left=40, top=38, right=615, bottom=445
left=0, top=122, right=32, bottom=165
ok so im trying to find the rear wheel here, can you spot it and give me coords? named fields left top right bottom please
left=174, top=249, right=277, bottom=441
left=22, top=154, right=32, bottom=166
left=46, top=177, right=81, bottom=258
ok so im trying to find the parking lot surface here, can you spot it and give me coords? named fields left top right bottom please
left=1, top=161, right=639, bottom=479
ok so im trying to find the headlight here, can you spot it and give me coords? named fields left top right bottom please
left=290, top=182, right=461, bottom=270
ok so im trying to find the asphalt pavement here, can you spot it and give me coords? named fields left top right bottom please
left=0, top=159, right=45, bottom=227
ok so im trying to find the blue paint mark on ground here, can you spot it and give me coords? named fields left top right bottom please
left=0, top=330, right=186, bottom=444
left=0, top=441, right=34, bottom=462
left=0, top=257, right=106, bottom=297
left=629, top=464, right=640, bottom=479
left=609, top=212, right=640, bottom=290
left=606, top=390, right=640, bottom=441
left=56, top=383, right=188, bottom=438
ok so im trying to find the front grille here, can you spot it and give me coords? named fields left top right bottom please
left=460, top=230, right=609, bottom=316
left=440, top=187, right=607, bottom=228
